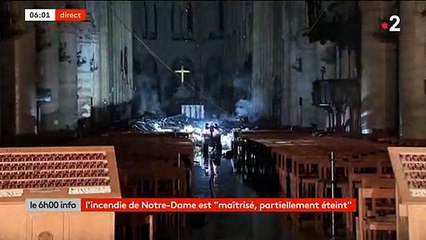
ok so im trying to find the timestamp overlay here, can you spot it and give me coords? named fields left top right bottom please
left=25, top=9, right=55, bottom=21
left=25, top=9, right=86, bottom=22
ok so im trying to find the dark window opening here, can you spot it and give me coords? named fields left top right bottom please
left=209, top=2, right=224, bottom=39
left=171, top=3, right=175, bottom=33
left=171, top=3, right=185, bottom=40
left=219, top=1, right=224, bottom=32
left=124, top=47, right=128, bottom=77
left=141, top=2, right=148, bottom=39
left=153, top=4, right=158, bottom=38
left=148, top=4, right=157, bottom=39
left=179, top=6, right=183, bottom=34
left=187, top=3, right=193, bottom=35
left=171, top=3, right=192, bottom=41
left=306, top=0, right=324, bottom=28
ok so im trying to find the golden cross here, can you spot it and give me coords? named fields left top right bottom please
left=174, top=65, right=190, bottom=84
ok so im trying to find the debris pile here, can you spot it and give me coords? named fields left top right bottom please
left=130, top=113, right=187, bottom=132
left=129, top=113, right=253, bottom=154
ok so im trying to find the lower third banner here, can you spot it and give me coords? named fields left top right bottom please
left=80, top=198, right=356, bottom=213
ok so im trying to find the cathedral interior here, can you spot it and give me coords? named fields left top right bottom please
left=0, top=1, right=426, bottom=240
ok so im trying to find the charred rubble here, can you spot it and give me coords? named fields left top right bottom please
left=127, top=112, right=253, bottom=157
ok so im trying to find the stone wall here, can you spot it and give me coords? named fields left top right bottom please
left=36, top=20, right=60, bottom=131
left=225, top=2, right=253, bottom=114
left=229, top=1, right=360, bottom=129
left=1, top=1, right=424, bottom=136
left=0, top=1, right=134, bottom=135
left=131, top=1, right=232, bottom=117
left=0, top=1, right=37, bottom=136
left=94, top=1, right=133, bottom=122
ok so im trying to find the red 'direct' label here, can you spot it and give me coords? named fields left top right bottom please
left=56, top=9, right=86, bottom=22
left=80, top=198, right=357, bottom=213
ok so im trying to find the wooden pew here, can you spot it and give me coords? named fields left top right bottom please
left=376, top=138, right=426, bottom=147
left=234, top=131, right=310, bottom=175
left=0, top=132, right=77, bottom=147
left=70, top=134, right=194, bottom=194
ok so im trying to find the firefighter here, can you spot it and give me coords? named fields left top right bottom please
left=200, top=122, right=222, bottom=174
left=208, top=123, right=222, bottom=169
left=212, top=123, right=222, bottom=165
left=202, top=123, right=210, bottom=167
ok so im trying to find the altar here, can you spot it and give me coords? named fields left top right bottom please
left=181, top=104, right=205, bottom=119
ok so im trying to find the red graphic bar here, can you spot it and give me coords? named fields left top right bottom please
left=81, top=198, right=356, bottom=212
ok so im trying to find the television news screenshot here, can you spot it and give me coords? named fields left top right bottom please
left=0, top=1, right=425, bottom=240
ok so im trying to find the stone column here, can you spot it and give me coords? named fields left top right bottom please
left=251, top=1, right=264, bottom=120
left=359, top=1, right=398, bottom=135
left=12, top=2, right=37, bottom=135
left=399, top=2, right=426, bottom=139
left=58, top=23, right=78, bottom=130
left=251, top=2, right=275, bottom=119
left=281, top=1, right=292, bottom=126
left=265, top=2, right=274, bottom=119
left=14, top=31, right=37, bottom=135
left=93, top=1, right=110, bottom=128
left=36, top=22, right=60, bottom=131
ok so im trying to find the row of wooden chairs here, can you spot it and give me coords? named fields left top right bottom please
left=70, top=133, right=194, bottom=240
left=276, top=139, right=393, bottom=234
left=119, top=134, right=192, bottom=240
left=120, top=161, right=188, bottom=240
left=234, top=132, right=398, bottom=237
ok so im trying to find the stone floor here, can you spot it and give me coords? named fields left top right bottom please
left=185, top=157, right=329, bottom=240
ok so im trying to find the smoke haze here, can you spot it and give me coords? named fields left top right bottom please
left=235, top=99, right=260, bottom=122
left=134, top=73, right=162, bottom=115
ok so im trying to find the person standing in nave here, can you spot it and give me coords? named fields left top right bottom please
left=202, top=123, right=211, bottom=167
left=207, top=123, right=222, bottom=176
left=201, top=122, right=222, bottom=175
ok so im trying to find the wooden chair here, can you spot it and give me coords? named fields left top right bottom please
left=356, top=177, right=396, bottom=240
left=275, top=153, right=287, bottom=196
left=316, top=162, right=349, bottom=231
left=344, top=156, right=393, bottom=231
left=285, top=148, right=324, bottom=198
left=347, top=173, right=394, bottom=233
left=296, top=155, right=325, bottom=231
